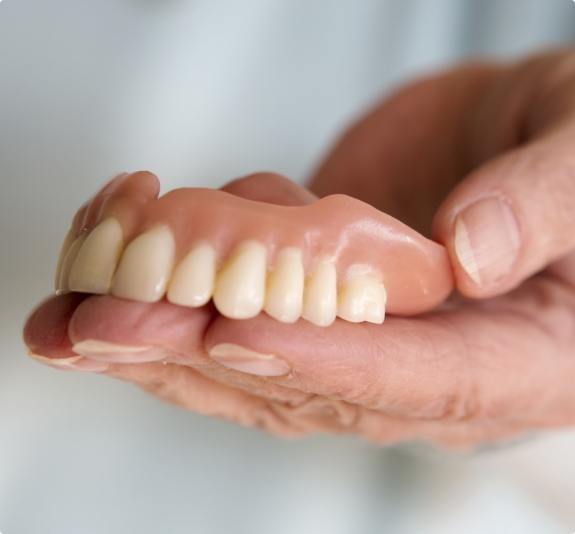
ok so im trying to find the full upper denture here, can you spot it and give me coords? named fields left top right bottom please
left=54, top=172, right=454, bottom=327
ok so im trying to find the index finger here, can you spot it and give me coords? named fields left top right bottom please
left=205, top=276, right=575, bottom=427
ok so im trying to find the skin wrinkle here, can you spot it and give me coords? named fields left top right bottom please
left=477, top=340, right=567, bottom=424
left=50, top=239, right=575, bottom=444
left=23, top=50, right=575, bottom=448
left=363, top=325, right=438, bottom=413
left=164, top=328, right=364, bottom=434
left=67, top=298, right=575, bottom=444
left=352, top=325, right=396, bottom=407
left=77, top=280, right=309, bottom=407
left=115, top=362, right=277, bottom=431
left=372, top=315, right=471, bottom=419
left=297, top=314, right=468, bottom=420
left=252, top=322, right=376, bottom=400
left=269, top=398, right=349, bottom=435
left=167, top=327, right=312, bottom=404
left=195, top=362, right=312, bottom=406
left=450, top=306, right=557, bottom=424
left=418, top=337, right=478, bottom=422
left=506, top=277, right=575, bottom=344
left=321, top=333, right=383, bottom=405
left=220, top=321, right=311, bottom=397
left=251, top=402, right=300, bottom=437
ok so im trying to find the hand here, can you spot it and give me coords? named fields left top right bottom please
left=25, top=50, right=575, bottom=449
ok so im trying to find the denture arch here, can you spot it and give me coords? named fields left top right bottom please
left=55, top=173, right=454, bottom=327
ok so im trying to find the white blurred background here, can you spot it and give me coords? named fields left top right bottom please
left=1, top=1, right=575, bottom=532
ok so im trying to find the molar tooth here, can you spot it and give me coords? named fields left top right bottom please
left=213, top=240, right=267, bottom=319
left=264, top=247, right=304, bottom=323
left=302, top=258, right=337, bottom=327
left=167, top=241, right=216, bottom=307
left=338, top=272, right=387, bottom=324
left=111, top=225, right=175, bottom=303
left=68, top=218, right=124, bottom=294
left=56, top=233, right=87, bottom=295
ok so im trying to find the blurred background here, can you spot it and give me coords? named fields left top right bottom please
left=2, top=1, right=575, bottom=532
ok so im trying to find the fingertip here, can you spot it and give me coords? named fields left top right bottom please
left=22, top=295, right=109, bottom=373
left=68, top=295, right=213, bottom=363
left=22, top=293, right=87, bottom=358
left=204, top=314, right=379, bottom=388
left=434, top=190, right=522, bottom=299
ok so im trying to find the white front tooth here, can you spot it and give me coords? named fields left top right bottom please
left=54, top=226, right=75, bottom=291
left=213, top=240, right=267, bottom=319
left=302, top=258, right=337, bottom=327
left=167, top=241, right=216, bottom=307
left=111, top=225, right=175, bottom=302
left=68, top=218, right=124, bottom=294
left=264, top=247, right=304, bottom=323
left=338, top=273, right=387, bottom=324
left=56, top=233, right=87, bottom=295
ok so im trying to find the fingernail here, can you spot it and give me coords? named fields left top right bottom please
left=72, top=339, right=157, bottom=363
left=28, top=352, right=110, bottom=373
left=453, top=197, right=520, bottom=286
left=208, top=343, right=290, bottom=377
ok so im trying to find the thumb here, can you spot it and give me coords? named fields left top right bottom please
left=433, top=128, right=575, bottom=298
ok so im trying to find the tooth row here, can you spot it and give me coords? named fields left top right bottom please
left=56, top=218, right=386, bottom=325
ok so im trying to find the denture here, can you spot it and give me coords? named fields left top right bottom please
left=53, top=172, right=454, bottom=326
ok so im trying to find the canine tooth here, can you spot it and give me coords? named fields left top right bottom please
left=68, top=218, right=124, bottom=294
left=264, top=247, right=304, bottom=323
left=54, top=226, right=75, bottom=291
left=167, top=241, right=216, bottom=307
left=338, top=273, right=386, bottom=324
left=302, top=258, right=337, bottom=326
left=213, top=240, right=267, bottom=319
left=111, top=225, right=175, bottom=302
left=56, top=233, right=87, bottom=294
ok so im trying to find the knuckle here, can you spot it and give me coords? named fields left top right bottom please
left=288, top=395, right=361, bottom=431
left=249, top=401, right=311, bottom=438
left=418, top=381, right=484, bottom=423
left=326, top=367, right=384, bottom=410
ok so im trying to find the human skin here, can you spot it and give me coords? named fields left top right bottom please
left=24, top=50, right=575, bottom=449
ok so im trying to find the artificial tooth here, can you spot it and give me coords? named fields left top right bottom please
left=54, top=226, right=75, bottom=291
left=56, top=233, right=87, bottom=294
left=213, top=240, right=267, bottom=319
left=68, top=218, right=124, bottom=294
left=302, top=258, right=337, bottom=327
left=337, top=272, right=386, bottom=324
left=167, top=241, right=216, bottom=307
left=111, top=225, right=175, bottom=302
left=264, top=247, right=304, bottom=323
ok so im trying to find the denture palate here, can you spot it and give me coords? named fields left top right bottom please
left=54, top=177, right=454, bottom=327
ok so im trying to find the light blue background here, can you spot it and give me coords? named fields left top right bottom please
left=1, top=1, right=575, bottom=532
